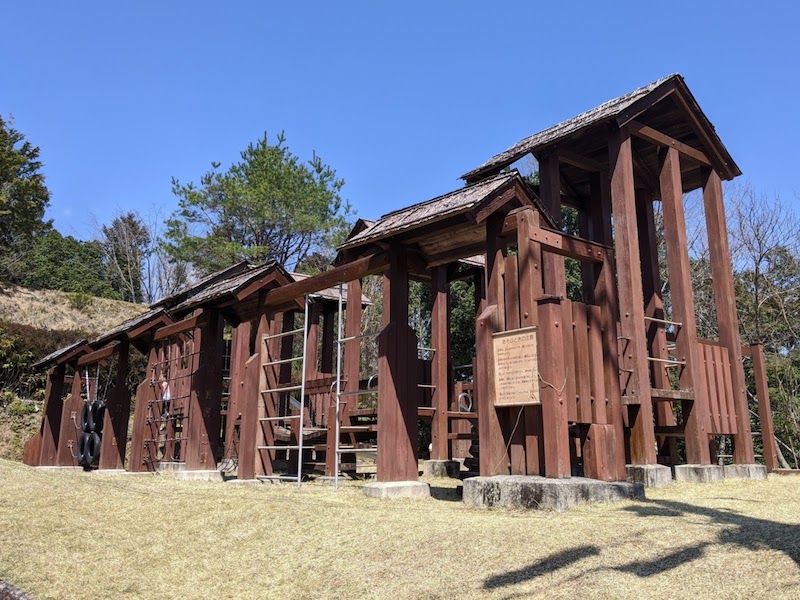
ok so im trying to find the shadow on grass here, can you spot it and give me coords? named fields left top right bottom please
left=622, top=499, right=800, bottom=567
left=483, top=498, right=799, bottom=592
left=484, top=546, right=601, bottom=589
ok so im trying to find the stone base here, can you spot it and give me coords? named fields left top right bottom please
left=363, top=480, right=431, bottom=499
left=626, top=464, right=673, bottom=488
left=33, top=466, right=82, bottom=471
left=723, top=464, right=768, bottom=480
left=423, top=460, right=461, bottom=478
left=90, top=469, right=154, bottom=476
left=674, top=464, right=724, bottom=483
left=174, top=470, right=224, bottom=482
left=158, top=461, right=186, bottom=472
left=463, top=475, right=644, bottom=511
left=226, top=478, right=262, bottom=485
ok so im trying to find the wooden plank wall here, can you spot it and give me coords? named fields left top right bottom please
left=699, top=340, right=737, bottom=436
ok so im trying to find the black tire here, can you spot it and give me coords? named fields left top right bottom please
left=86, top=431, right=102, bottom=466
left=81, top=402, right=91, bottom=433
left=78, top=432, right=91, bottom=467
left=88, top=401, right=105, bottom=433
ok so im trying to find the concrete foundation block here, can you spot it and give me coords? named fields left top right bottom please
left=723, top=464, right=768, bottom=480
left=33, top=466, right=82, bottom=472
left=462, top=475, right=644, bottom=511
left=674, top=464, right=725, bottom=483
left=90, top=469, right=154, bottom=476
left=174, top=470, right=224, bottom=482
left=626, top=464, right=673, bottom=488
left=363, top=480, right=431, bottom=499
left=226, top=478, right=262, bottom=485
left=158, top=461, right=186, bottom=472
left=423, top=460, right=461, bottom=478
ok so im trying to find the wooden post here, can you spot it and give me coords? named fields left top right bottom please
left=37, top=364, right=66, bottom=466
left=377, top=245, right=419, bottom=481
left=239, top=311, right=269, bottom=480
left=608, top=127, right=657, bottom=465
left=476, top=213, right=509, bottom=475
left=538, top=296, right=571, bottom=478
left=129, top=346, right=158, bottom=472
left=344, top=279, right=363, bottom=417
left=99, top=341, right=131, bottom=470
left=516, top=208, right=545, bottom=475
left=636, top=189, right=679, bottom=465
left=751, top=343, right=778, bottom=472
left=702, top=168, right=755, bottom=464
left=660, top=147, right=711, bottom=464
left=430, top=265, right=450, bottom=461
left=538, top=154, right=567, bottom=297
left=305, top=302, right=322, bottom=382
left=589, top=171, right=627, bottom=479
left=185, top=310, right=224, bottom=470
left=224, top=320, right=252, bottom=461
left=56, top=367, right=84, bottom=467
left=320, top=306, right=336, bottom=375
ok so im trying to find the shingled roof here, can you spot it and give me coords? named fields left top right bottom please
left=32, top=338, right=90, bottom=370
left=340, top=171, right=548, bottom=252
left=462, top=74, right=740, bottom=184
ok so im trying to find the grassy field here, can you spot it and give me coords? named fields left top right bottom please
left=1, top=459, right=799, bottom=599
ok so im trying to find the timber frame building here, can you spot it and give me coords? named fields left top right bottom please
left=24, top=74, right=779, bottom=489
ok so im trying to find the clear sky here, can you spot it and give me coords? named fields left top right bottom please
left=2, top=1, right=799, bottom=240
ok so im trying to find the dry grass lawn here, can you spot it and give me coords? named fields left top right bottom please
left=0, top=459, right=799, bottom=599
left=0, top=283, right=148, bottom=335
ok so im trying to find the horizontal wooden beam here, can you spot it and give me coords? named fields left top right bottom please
left=628, top=120, right=711, bottom=167
left=502, top=212, right=607, bottom=264
left=127, top=314, right=173, bottom=340
left=264, top=252, right=390, bottom=307
left=153, top=313, right=207, bottom=341
left=77, top=344, right=118, bottom=366
left=559, top=149, right=606, bottom=173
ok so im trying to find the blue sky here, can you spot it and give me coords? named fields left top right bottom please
left=2, top=1, right=799, bottom=240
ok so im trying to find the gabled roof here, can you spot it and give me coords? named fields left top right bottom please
left=151, top=260, right=252, bottom=309
left=32, top=338, right=90, bottom=370
left=91, top=308, right=168, bottom=346
left=339, top=171, right=549, bottom=252
left=462, top=74, right=740, bottom=184
left=171, top=261, right=290, bottom=313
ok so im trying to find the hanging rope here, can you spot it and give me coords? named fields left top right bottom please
left=493, top=406, right=526, bottom=474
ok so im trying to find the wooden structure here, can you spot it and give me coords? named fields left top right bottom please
left=25, top=74, right=779, bottom=484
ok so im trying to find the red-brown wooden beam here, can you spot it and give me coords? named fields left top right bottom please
left=153, top=312, right=208, bottom=342
left=589, top=171, right=626, bottom=479
left=56, top=368, right=84, bottom=467
left=608, top=126, right=657, bottom=465
left=185, top=311, right=225, bottom=470
left=702, top=168, right=755, bottom=464
left=629, top=120, right=712, bottom=167
left=34, top=365, right=66, bottom=466
left=429, top=265, right=450, bottom=461
left=636, top=189, right=679, bottom=466
left=376, top=245, right=420, bottom=482
left=76, top=344, right=117, bottom=366
left=128, top=346, right=158, bottom=472
left=538, top=296, right=571, bottom=478
left=750, top=343, right=778, bottom=472
left=660, top=147, right=712, bottom=464
left=538, top=154, right=567, bottom=297
left=265, top=252, right=390, bottom=308
left=516, top=208, right=545, bottom=475
left=476, top=214, right=509, bottom=475
left=99, top=341, right=131, bottom=469
left=320, top=307, right=335, bottom=374
left=224, top=320, right=252, bottom=461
